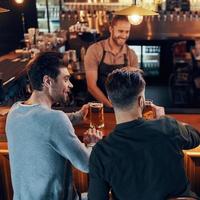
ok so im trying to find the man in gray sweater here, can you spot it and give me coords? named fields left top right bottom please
left=6, top=52, right=100, bottom=200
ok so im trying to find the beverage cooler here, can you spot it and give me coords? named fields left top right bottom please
left=36, top=0, right=61, bottom=32
left=128, top=45, right=161, bottom=77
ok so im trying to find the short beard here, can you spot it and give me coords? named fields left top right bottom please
left=58, top=94, right=70, bottom=106
left=112, top=36, right=126, bottom=47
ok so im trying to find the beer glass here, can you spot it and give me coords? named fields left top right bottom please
left=142, top=100, right=156, bottom=120
left=89, top=102, right=104, bottom=128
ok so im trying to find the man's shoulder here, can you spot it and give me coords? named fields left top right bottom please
left=150, top=116, right=179, bottom=137
left=157, top=115, right=177, bottom=125
left=9, top=103, right=66, bottom=121
left=87, top=39, right=106, bottom=51
left=48, top=109, right=68, bottom=121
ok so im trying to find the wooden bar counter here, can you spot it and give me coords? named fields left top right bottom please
left=0, top=110, right=200, bottom=199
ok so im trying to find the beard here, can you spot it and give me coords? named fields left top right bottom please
left=57, top=91, right=71, bottom=105
left=111, top=30, right=127, bottom=47
left=112, top=36, right=126, bottom=47
left=51, top=87, right=71, bottom=106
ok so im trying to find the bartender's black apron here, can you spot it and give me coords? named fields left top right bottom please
left=97, top=49, right=128, bottom=97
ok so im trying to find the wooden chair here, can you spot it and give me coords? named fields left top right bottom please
left=0, top=153, right=13, bottom=200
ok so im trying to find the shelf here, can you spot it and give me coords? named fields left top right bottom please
left=143, top=53, right=160, bottom=55
left=63, top=2, right=131, bottom=10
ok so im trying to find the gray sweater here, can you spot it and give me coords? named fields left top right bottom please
left=6, top=102, right=90, bottom=200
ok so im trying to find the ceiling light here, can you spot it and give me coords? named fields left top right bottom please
left=115, top=5, right=158, bottom=25
left=15, top=0, right=24, bottom=4
left=128, top=15, right=143, bottom=25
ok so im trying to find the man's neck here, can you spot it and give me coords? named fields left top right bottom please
left=24, top=91, right=52, bottom=108
left=108, top=38, right=123, bottom=55
left=114, top=107, right=142, bottom=124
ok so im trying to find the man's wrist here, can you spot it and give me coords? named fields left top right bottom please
left=79, top=110, right=85, bottom=120
left=87, top=143, right=96, bottom=147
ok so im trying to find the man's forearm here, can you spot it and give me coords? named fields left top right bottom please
left=67, top=111, right=83, bottom=125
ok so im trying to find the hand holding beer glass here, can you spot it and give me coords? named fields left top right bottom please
left=83, top=128, right=103, bottom=146
left=89, top=102, right=104, bottom=128
left=82, top=102, right=104, bottom=147
left=142, top=100, right=165, bottom=120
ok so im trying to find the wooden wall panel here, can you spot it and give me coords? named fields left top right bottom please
left=184, top=152, right=200, bottom=196
left=0, top=154, right=13, bottom=200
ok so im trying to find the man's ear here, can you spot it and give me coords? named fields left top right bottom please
left=43, top=75, right=52, bottom=88
left=138, top=95, right=144, bottom=109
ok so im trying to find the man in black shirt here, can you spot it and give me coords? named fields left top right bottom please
left=88, top=68, right=200, bottom=200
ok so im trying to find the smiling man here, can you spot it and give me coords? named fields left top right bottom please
left=84, top=15, right=139, bottom=108
left=6, top=52, right=101, bottom=200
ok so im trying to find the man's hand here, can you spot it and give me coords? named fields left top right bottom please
left=151, top=104, right=165, bottom=119
left=79, top=104, right=89, bottom=120
left=83, top=128, right=103, bottom=146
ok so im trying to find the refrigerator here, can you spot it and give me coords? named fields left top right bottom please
left=36, top=0, right=61, bottom=32
left=128, top=45, right=161, bottom=77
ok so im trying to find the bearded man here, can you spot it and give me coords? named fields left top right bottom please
left=6, top=52, right=101, bottom=200
left=84, top=15, right=138, bottom=108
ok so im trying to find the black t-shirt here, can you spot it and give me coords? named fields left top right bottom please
left=88, top=116, right=200, bottom=200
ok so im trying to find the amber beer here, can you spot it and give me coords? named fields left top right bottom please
left=89, top=102, right=104, bottom=128
left=142, top=100, right=156, bottom=120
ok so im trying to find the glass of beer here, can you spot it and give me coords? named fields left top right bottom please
left=142, top=100, right=156, bottom=120
left=89, top=102, right=104, bottom=128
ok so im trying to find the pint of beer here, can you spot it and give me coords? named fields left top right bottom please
left=89, top=102, right=104, bottom=128
left=142, top=100, right=156, bottom=120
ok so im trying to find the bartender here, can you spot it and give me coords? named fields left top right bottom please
left=84, top=15, right=138, bottom=108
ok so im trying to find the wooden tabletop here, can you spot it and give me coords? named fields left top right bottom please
left=1, top=112, right=200, bottom=154
left=74, top=112, right=116, bottom=137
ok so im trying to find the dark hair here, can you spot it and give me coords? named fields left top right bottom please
left=26, top=51, right=65, bottom=91
left=105, top=68, right=145, bottom=110
left=110, top=15, right=129, bottom=27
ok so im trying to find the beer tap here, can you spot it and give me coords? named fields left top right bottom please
left=195, top=11, right=199, bottom=21
left=163, top=11, right=167, bottom=22
left=87, top=11, right=93, bottom=30
left=183, top=12, right=186, bottom=21
left=98, top=10, right=104, bottom=26
left=157, top=14, right=161, bottom=21
left=189, top=11, right=193, bottom=21
left=103, top=10, right=108, bottom=24
left=67, top=10, right=71, bottom=20
left=74, top=10, right=78, bottom=21
left=176, top=11, right=180, bottom=22
left=170, top=12, right=173, bottom=22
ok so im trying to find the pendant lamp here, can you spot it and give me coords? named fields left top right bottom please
left=115, top=1, right=158, bottom=25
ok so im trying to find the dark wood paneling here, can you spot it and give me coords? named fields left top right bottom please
left=0, top=154, right=13, bottom=200
left=0, top=0, right=37, bottom=55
